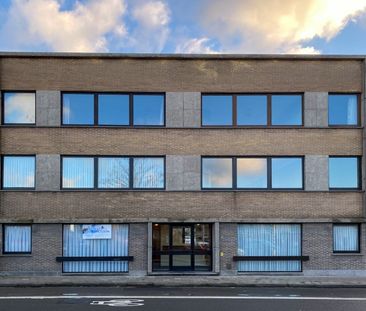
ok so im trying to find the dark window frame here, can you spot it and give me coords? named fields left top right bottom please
left=201, top=156, right=304, bottom=190
left=1, top=90, right=36, bottom=126
left=332, top=223, right=361, bottom=254
left=61, top=91, right=166, bottom=127
left=61, top=155, right=166, bottom=190
left=328, top=156, right=361, bottom=190
left=1, top=155, right=36, bottom=190
left=235, top=223, right=304, bottom=273
left=328, top=93, right=361, bottom=127
left=201, top=93, right=304, bottom=127
left=2, top=224, right=32, bottom=255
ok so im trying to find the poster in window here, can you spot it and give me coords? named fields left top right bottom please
left=82, top=224, right=112, bottom=239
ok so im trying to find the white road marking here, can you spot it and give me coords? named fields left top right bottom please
left=91, top=299, right=144, bottom=307
left=0, top=295, right=365, bottom=301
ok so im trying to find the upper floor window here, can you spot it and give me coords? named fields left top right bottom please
left=62, top=156, right=165, bottom=189
left=202, top=156, right=303, bottom=190
left=62, top=93, right=165, bottom=126
left=328, top=94, right=359, bottom=126
left=329, top=156, right=360, bottom=189
left=2, top=92, right=35, bottom=124
left=201, top=94, right=303, bottom=126
left=333, top=224, right=360, bottom=253
left=3, top=225, right=32, bottom=254
left=2, top=156, right=35, bottom=189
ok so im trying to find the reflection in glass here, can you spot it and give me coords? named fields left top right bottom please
left=3, top=156, right=35, bottom=188
left=333, top=224, right=359, bottom=252
left=195, top=255, right=211, bottom=270
left=98, top=157, right=129, bottom=188
left=63, top=157, right=94, bottom=188
left=271, top=158, right=302, bottom=189
left=271, top=95, right=302, bottom=125
left=202, top=158, right=232, bottom=188
left=202, top=95, right=232, bottom=125
left=237, top=95, right=267, bottom=125
left=152, top=224, right=170, bottom=271
left=237, top=158, right=267, bottom=188
left=172, top=226, right=191, bottom=250
left=3, top=92, right=35, bottom=124
left=63, top=93, right=94, bottom=125
left=133, top=95, right=164, bottom=125
left=194, top=224, right=211, bottom=251
left=133, top=157, right=164, bottom=188
left=98, top=94, right=129, bottom=125
left=172, top=255, right=191, bottom=268
left=329, top=94, right=358, bottom=125
left=329, top=157, right=359, bottom=188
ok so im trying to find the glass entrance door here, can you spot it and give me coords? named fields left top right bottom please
left=152, top=223, right=212, bottom=271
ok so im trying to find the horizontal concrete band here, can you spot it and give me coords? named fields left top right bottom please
left=0, top=128, right=362, bottom=155
left=0, top=191, right=362, bottom=220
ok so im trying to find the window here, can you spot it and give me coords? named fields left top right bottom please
left=98, top=94, right=129, bottom=125
left=62, top=93, right=165, bottom=126
left=333, top=224, right=360, bottom=253
left=2, top=156, right=35, bottom=189
left=237, top=224, right=301, bottom=272
left=62, top=93, right=94, bottom=125
left=271, top=95, right=302, bottom=125
left=133, top=94, right=165, bottom=126
left=329, top=157, right=360, bottom=189
left=329, top=94, right=359, bottom=126
left=63, top=224, right=129, bottom=273
left=201, top=94, right=303, bottom=126
left=3, top=225, right=31, bottom=253
left=202, top=95, right=232, bottom=126
left=202, top=158, right=233, bottom=189
left=202, top=157, right=303, bottom=190
left=2, top=92, right=35, bottom=124
left=62, top=156, right=165, bottom=189
left=271, top=157, right=303, bottom=189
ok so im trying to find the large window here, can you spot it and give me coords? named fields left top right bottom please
left=2, top=156, right=35, bottom=189
left=329, top=157, right=360, bottom=189
left=329, top=94, right=359, bottom=126
left=201, top=94, right=303, bottom=126
left=62, top=93, right=165, bottom=126
left=2, top=92, right=35, bottom=124
left=3, top=225, right=32, bottom=254
left=202, top=157, right=303, bottom=190
left=237, top=224, right=302, bottom=272
left=333, top=224, right=360, bottom=253
left=62, top=156, right=165, bottom=189
left=63, top=224, right=129, bottom=273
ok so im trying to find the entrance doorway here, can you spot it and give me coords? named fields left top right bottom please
left=152, top=223, right=212, bottom=271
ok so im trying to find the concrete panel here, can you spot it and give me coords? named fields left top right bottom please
left=305, top=155, right=328, bottom=191
left=183, top=92, right=200, bottom=127
left=304, top=92, right=328, bottom=127
left=166, top=155, right=200, bottom=190
left=36, top=90, right=61, bottom=126
left=166, top=92, right=183, bottom=127
left=36, top=154, right=60, bottom=191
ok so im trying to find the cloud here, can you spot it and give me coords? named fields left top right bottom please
left=200, top=0, right=366, bottom=53
left=175, top=37, right=219, bottom=54
left=237, top=159, right=267, bottom=176
left=0, top=0, right=127, bottom=52
left=203, top=159, right=232, bottom=187
left=4, top=93, right=35, bottom=123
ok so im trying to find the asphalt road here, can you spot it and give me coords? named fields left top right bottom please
left=0, top=286, right=366, bottom=310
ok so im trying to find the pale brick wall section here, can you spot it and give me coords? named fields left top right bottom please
left=166, top=155, right=200, bottom=190
left=304, top=92, right=328, bottom=127
left=220, top=223, right=237, bottom=275
left=305, top=155, right=328, bottom=191
left=36, top=155, right=60, bottom=191
left=36, top=91, right=61, bottom=126
left=129, top=223, right=148, bottom=276
left=0, top=224, right=62, bottom=276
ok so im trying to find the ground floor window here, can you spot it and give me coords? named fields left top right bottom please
left=333, top=224, right=360, bottom=253
left=63, top=224, right=129, bottom=273
left=152, top=223, right=212, bottom=271
left=237, top=224, right=301, bottom=272
left=3, top=225, right=32, bottom=254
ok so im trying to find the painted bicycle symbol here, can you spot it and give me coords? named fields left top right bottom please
left=90, top=299, right=144, bottom=307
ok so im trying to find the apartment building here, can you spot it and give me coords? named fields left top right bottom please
left=0, top=53, right=365, bottom=279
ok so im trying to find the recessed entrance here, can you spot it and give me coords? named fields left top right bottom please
left=152, top=223, right=212, bottom=271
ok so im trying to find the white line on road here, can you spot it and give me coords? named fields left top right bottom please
left=0, top=295, right=365, bottom=301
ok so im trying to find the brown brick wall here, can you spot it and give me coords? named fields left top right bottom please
left=0, top=58, right=362, bottom=92
left=219, top=223, right=237, bottom=275
left=0, top=127, right=362, bottom=156
left=0, top=191, right=362, bottom=222
left=129, top=223, right=148, bottom=276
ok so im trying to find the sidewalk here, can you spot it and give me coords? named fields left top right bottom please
left=1, top=275, right=366, bottom=287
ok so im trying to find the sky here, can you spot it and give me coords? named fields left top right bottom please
left=0, top=0, right=366, bottom=54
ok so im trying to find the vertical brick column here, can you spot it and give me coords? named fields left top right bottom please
left=36, top=155, right=60, bottom=191
left=220, top=223, right=237, bottom=276
left=305, top=155, right=329, bottom=191
left=304, top=92, right=328, bottom=127
left=36, top=90, right=61, bottom=126
left=129, top=223, right=148, bottom=276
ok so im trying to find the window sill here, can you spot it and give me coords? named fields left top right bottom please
left=332, top=253, right=363, bottom=256
left=0, top=254, right=32, bottom=257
